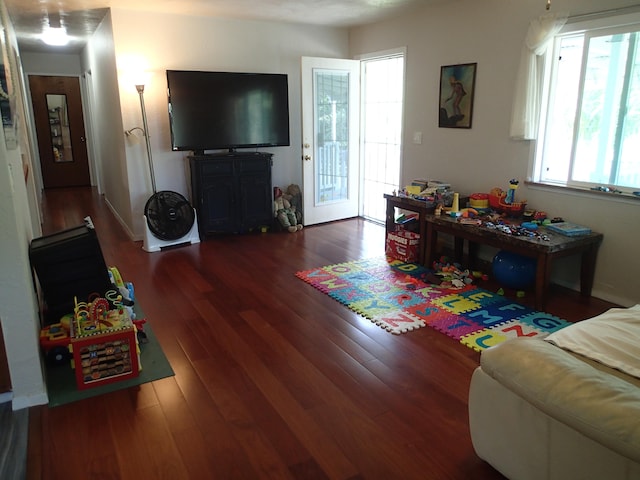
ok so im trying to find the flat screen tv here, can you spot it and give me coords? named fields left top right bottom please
left=166, top=70, right=290, bottom=153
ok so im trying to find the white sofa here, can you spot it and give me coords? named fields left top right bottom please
left=468, top=305, right=640, bottom=480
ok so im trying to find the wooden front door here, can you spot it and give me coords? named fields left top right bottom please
left=29, top=75, right=91, bottom=188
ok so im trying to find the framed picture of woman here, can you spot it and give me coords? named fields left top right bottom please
left=439, top=63, right=477, bottom=129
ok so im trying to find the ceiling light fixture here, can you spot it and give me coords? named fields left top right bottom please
left=42, top=27, right=69, bottom=46
left=41, top=14, right=69, bottom=46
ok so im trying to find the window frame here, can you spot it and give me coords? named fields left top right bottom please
left=531, top=10, right=640, bottom=198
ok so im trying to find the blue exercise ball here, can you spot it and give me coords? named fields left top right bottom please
left=492, top=250, right=536, bottom=290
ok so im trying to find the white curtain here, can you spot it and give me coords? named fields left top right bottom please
left=510, top=12, right=568, bottom=140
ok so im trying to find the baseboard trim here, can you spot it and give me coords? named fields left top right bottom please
left=103, top=195, right=140, bottom=241
left=11, top=392, right=48, bottom=411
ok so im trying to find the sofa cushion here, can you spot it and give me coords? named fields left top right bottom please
left=545, top=305, right=640, bottom=379
left=480, top=337, right=640, bottom=463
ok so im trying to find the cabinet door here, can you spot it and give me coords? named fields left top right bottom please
left=239, top=173, right=272, bottom=231
left=200, top=175, right=236, bottom=233
left=237, top=156, right=272, bottom=231
left=190, top=154, right=272, bottom=235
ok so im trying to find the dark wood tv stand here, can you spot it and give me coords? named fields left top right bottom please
left=189, top=152, right=273, bottom=236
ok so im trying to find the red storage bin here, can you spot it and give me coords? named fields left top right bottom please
left=386, top=230, right=420, bottom=262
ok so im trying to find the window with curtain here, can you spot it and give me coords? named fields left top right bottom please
left=533, top=11, right=640, bottom=194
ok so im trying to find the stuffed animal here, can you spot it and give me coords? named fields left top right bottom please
left=285, top=184, right=303, bottom=224
left=274, top=187, right=302, bottom=233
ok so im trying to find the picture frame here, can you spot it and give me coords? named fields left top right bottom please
left=439, top=63, right=477, bottom=129
left=0, top=20, right=18, bottom=149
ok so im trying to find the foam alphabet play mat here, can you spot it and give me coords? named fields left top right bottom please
left=296, top=256, right=570, bottom=350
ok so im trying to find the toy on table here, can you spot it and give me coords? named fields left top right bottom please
left=505, top=179, right=519, bottom=204
left=451, top=192, right=460, bottom=212
left=489, top=185, right=526, bottom=216
left=469, top=193, right=490, bottom=211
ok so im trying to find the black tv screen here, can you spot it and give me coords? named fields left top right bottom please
left=166, top=70, right=290, bottom=152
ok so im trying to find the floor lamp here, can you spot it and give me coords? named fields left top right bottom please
left=133, top=83, right=201, bottom=252
left=135, top=84, right=157, bottom=193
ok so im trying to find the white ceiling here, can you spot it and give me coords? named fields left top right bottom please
left=4, top=0, right=434, bottom=54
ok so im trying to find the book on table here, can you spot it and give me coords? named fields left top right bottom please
left=545, top=222, right=592, bottom=236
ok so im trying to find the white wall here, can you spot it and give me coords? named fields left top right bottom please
left=349, top=0, right=640, bottom=307
left=82, top=11, right=135, bottom=236
left=21, top=52, right=82, bottom=75
left=109, top=8, right=349, bottom=238
left=0, top=0, right=48, bottom=409
left=0, top=131, right=47, bottom=409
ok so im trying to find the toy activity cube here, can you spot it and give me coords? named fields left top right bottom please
left=70, top=325, right=139, bottom=390
left=68, top=293, right=141, bottom=390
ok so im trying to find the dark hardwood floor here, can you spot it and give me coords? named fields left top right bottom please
left=1, top=402, right=27, bottom=480
left=27, top=187, right=618, bottom=480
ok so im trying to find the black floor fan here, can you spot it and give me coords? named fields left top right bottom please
left=145, top=190, right=194, bottom=240
left=136, top=84, right=200, bottom=252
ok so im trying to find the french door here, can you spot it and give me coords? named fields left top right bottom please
left=301, top=57, right=360, bottom=225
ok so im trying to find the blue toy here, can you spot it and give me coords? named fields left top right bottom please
left=492, top=250, right=536, bottom=290
left=504, top=179, right=519, bottom=204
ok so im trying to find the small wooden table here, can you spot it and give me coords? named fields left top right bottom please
left=384, top=194, right=434, bottom=264
left=424, top=214, right=603, bottom=310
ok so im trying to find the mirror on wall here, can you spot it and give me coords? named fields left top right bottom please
left=46, top=94, right=73, bottom=163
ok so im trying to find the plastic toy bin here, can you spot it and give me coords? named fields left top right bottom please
left=29, top=223, right=112, bottom=325
left=386, top=230, right=420, bottom=262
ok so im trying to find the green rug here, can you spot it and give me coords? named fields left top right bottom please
left=44, top=322, right=174, bottom=407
